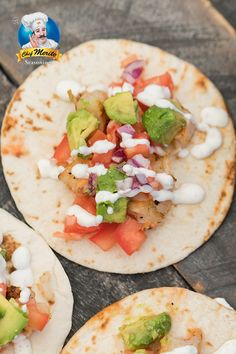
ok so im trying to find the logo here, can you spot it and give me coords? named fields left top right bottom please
left=16, top=12, right=61, bottom=63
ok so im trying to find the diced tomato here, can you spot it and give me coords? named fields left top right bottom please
left=64, top=215, right=100, bottom=235
left=134, top=132, right=149, bottom=140
left=63, top=194, right=101, bottom=235
left=88, top=126, right=117, bottom=167
left=27, top=299, right=49, bottom=332
left=109, top=81, right=124, bottom=88
left=133, top=121, right=145, bottom=133
left=53, top=231, right=84, bottom=241
left=121, top=54, right=139, bottom=68
left=74, top=194, right=96, bottom=214
left=53, top=134, right=71, bottom=164
left=0, top=283, right=6, bottom=297
left=90, top=223, right=118, bottom=251
left=115, top=217, right=147, bottom=255
left=88, top=130, right=107, bottom=146
left=125, top=131, right=150, bottom=159
left=91, top=150, right=113, bottom=167
left=124, top=144, right=150, bottom=159
left=106, top=121, right=121, bottom=144
left=134, top=72, right=174, bottom=97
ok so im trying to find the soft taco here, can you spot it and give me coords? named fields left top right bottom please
left=1, top=39, right=235, bottom=273
left=61, top=287, right=236, bottom=354
left=0, top=209, right=73, bottom=353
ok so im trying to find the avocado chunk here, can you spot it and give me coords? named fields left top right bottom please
left=96, top=167, right=128, bottom=223
left=120, top=312, right=171, bottom=350
left=0, top=294, right=28, bottom=346
left=104, top=92, right=137, bottom=124
left=66, top=109, right=99, bottom=150
left=142, top=104, right=186, bottom=145
left=96, top=198, right=128, bottom=223
left=97, top=167, right=126, bottom=193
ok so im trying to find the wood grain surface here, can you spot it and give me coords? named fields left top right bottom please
left=0, top=0, right=235, bottom=343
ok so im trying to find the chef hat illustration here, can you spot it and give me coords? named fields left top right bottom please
left=21, top=12, right=48, bottom=32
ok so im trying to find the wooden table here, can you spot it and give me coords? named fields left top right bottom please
left=0, top=0, right=235, bottom=341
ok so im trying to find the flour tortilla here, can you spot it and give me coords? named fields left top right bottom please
left=0, top=209, right=73, bottom=354
left=1, top=39, right=235, bottom=273
left=61, top=287, right=236, bottom=354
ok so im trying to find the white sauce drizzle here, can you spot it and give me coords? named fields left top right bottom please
left=108, top=82, right=134, bottom=96
left=76, top=140, right=115, bottom=156
left=38, top=159, right=64, bottom=179
left=213, top=340, right=236, bottom=354
left=154, top=99, right=193, bottom=120
left=19, top=287, right=31, bottom=304
left=191, top=106, right=229, bottom=159
left=191, top=126, right=222, bottom=159
left=215, top=297, right=234, bottom=310
left=107, top=207, right=114, bottom=215
left=120, top=132, right=150, bottom=149
left=10, top=246, right=33, bottom=289
left=56, top=80, right=85, bottom=101
left=71, top=163, right=107, bottom=179
left=152, top=183, right=205, bottom=204
left=95, top=191, right=121, bottom=204
left=10, top=268, right=33, bottom=288
left=67, top=205, right=103, bottom=227
left=201, top=106, right=229, bottom=127
left=163, top=346, right=197, bottom=354
left=122, top=164, right=174, bottom=190
left=12, top=246, right=31, bottom=270
left=13, top=334, right=32, bottom=354
left=137, top=84, right=171, bottom=106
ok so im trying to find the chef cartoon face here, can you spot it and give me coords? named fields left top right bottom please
left=20, top=12, right=59, bottom=49
left=33, top=22, right=47, bottom=45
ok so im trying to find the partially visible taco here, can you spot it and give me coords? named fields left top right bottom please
left=0, top=209, right=73, bottom=353
left=62, top=287, right=236, bottom=354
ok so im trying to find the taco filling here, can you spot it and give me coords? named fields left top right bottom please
left=119, top=312, right=235, bottom=354
left=37, top=55, right=229, bottom=256
left=0, top=233, right=50, bottom=352
left=61, top=287, right=236, bottom=354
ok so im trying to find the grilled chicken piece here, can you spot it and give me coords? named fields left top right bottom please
left=6, top=286, right=21, bottom=300
left=59, top=159, right=88, bottom=194
left=174, top=119, right=196, bottom=149
left=76, top=91, right=108, bottom=132
left=128, top=198, right=172, bottom=230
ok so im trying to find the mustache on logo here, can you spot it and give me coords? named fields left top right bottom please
left=39, top=35, right=46, bottom=39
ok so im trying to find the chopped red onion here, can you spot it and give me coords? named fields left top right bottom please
left=117, top=124, right=135, bottom=136
left=122, top=71, right=136, bottom=84
left=88, top=173, right=97, bottom=195
left=131, top=154, right=150, bottom=168
left=116, top=177, right=133, bottom=191
left=112, top=148, right=126, bottom=163
left=132, top=176, right=141, bottom=189
left=122, top=60, right=144, bottom=83
left=136, top=174, right=148, bottom=185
